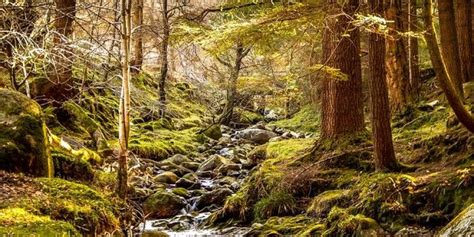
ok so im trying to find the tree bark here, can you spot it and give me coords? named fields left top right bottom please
left=117, top=0, right=132, bottom=200
left=47, top=0, right=76, bottom=103
left=368, top=0, right=398, bottom=171
left=385, top=0, right=411, bottom=112
left=438, top=0, right=464, bottom=97
left=456, top=0, right=472, bottom=82
left=407, top=0, right=420, bottom=98
left=219, top=43, right=248, bottom=125
left=158, top=0, right=169, bottom=118
left=423, top=0, right=474, bottom=133
left=131, top=0, right=143, bottom=73
left=320, top=0, right=364, bottom=139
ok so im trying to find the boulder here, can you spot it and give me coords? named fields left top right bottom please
left=198, top=154, right=230, bottom=172
left=235, top=128, right=277, bottom=144
left=143, top=189, right=187, bottom=219
left=195, top=188, right=233, bottom=210
left=0, top=89, right=53, bottom=177
left=217, top=163, right=241, bottom=175
left=202, top=124, right=222, bottom=140
left=438, top=204, right=474, bottom=237
left=161, top=154, right=192, bottom=165
left=154, top=171, right=179, bottom=184
left=182, top=161, right=200, bottom=171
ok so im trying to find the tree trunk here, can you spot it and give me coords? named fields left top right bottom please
left=320, top=0, right=364, bottom=139
left=438, top=0, right=464, bottom=97
left=131, top=0, right=143, bottom=73
left=407, top=0, right=420, bottom=98
left=47, top=0, right=76, bottom=103
left=456, top=0, right=472, bottom=83
left=219, top=43, right=247, bottom=125
left=368, top=0, right=398, bottom=171
left=385, top=0, right=411, bottom=112
left=158, top=0, right=169, bottom=118
left=117, top=0, right=132, bottom=200
left=423, top=0, right=474, bottom=133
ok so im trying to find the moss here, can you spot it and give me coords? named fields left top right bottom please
left=253, top=215, right=322, bottom=236
left=0, top=88, right=53, bottom=177
left=307, top=189, right=350, bottom=217
left=0, top=208, right=80, bottom=236
left=143, top=189, right=186, bottom=218
left=270, top=105, right=319, bottom=133
left=6, top=178, right=120, bottom=235
left=234, top=108, right=264, bottom=124
left=202, top=124, right=222, bottom=140
left=52, top=150, right=95, bottom=182
left=172, top=187, right=190, bottom=198
left=127, top=128, right=200, bottom=160
left=254, top=191, right=297, bottom=221
left=324, top=207, right=382, bottom=236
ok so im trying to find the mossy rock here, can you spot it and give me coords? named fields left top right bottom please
left=251, top=215, right=323, bottom=236
left=438, top=204, right=474, bottom=237
left=307, top=189, right=351, bottom=218
left=202, top=124, right=222, bottom=140
left=0, top=89, right=53, bottom=177
left=324, top=207, right=384, bottom=236
left=143, top=189, right=187, bottom=219
left=253, top=191, right=297, bottom=221
left=0, top=207, right=80, bottom=236
left=52, top=150, right=95, bottom=182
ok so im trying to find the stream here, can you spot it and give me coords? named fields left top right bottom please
left=132, top=123, right=311, bottom=236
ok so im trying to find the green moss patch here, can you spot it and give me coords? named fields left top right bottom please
left=270, top=105, right=319, bottom=134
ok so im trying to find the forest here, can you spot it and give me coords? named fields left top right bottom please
left=0, top=0, right=474, bottom=236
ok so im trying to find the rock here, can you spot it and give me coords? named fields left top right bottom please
left=143, top=189, right=187, bottom=219
left=0, top=89, right=53, bottom=177
left=142, top=230, right=169, bottom=237
left=219, top=147, right=234, bottom=157
left=394, top=226, right=433, bottom=236
left=172, top=187, right=191, bottom=198
left=247, top=144, right=268, bottom=165
left=198, top=154, right=230, bottom=172
left=196, top=188, right=233, bottom=210
left=202, top=124, right=222, bottom=140
left=182, top=161, right=200, bottom=171
left=438, top=204, right=474, bottom=237
left=268, top=136, right=284, bottom=143
left=161, top=154, right=192, bottom=165
left=176, top=178, right=196, bottom=189
left=217, top=163, right=241, bottom=175
left=217, top=136, right=232, bottom=146
left=236, top=128, right=277, bottom=144
left=154, top=171, right=179, bottom=184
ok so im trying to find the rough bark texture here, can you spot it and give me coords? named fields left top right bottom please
left=385, top=0, right=410, bottom=112
left=438, top=0, right=464, bottom=97
left=131, top=0, right=144, bottom=73
left=320, top=0, right=364, bottom=139
left=117, top=0, right=132, bottom=199
left=423, top=0, right=474, bottom=133
left=456, top=0, right=472, bottom=82
left=45, top=0, right=76, bottom=103
left=219, top=43, right=247, bottom=126
left=368, top=0, right=398, bottom=171
left=158, top=0, right=169, bottom=118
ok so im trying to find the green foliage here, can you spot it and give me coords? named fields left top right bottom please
left=253, top=191, right=297, bottom=221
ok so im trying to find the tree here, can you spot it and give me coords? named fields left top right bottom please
left=117, top=0, right=132, bottom=199
left=320, top=0, right=364, bottom=139
left=385, top=0, right=410, bottom=111
left=217, top=42, right=250, bottom=125
left=131, top=0, right=144, bottom=73
left=423, top=0, right=474, bottom=133
left=455, top=0, right=472, bottom=83
left=407, top=0, right=420, bottom=98
left=438, top=0, right=464, bottom=97
left=47, top=0, right=77, bottom=103
left=158, top=0, right=170, bottom=118
left=368, top=0, right=398, bottom=171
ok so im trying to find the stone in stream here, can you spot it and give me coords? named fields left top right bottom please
left=202, top=124, right=222, bottom=140
left=197, top=154, right=230, bottom=172
left=235, top=128, right=277, bottom=144
left=438, top=204, right=474, bottom=237
left=161, top=154, right=192, bottom=165
left=217, top=163, right=241, bottom=176
left=176, top=178, right=198, bottom=189
left=153, top=171, right=179, bottom=184
left=182, top=161, right=200, bottom=171
left=195, top=188, right=234, bottom=210
left=143, top=189, right=187, bottom=219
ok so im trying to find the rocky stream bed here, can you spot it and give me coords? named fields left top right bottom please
left=128, top=123, right=312, bottom=236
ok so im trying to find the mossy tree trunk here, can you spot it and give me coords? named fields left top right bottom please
left=320, top=0, right=364, bottom=139
left=218, top=42, right=250, bottom=126
left=423, top=0, right=474, bottom=133
left=158, top=0, right=169, bottom=119
left=117, top=0, right=132, bottom=200
left=131, top=0, right=144, bottom=73
left=385, top=0, right=411, bottom=112
left=438, top=0, right=464, bottom=97
left=368, top=0, right=398, bottom=171
left=455, top=0, right=472, bottom=82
